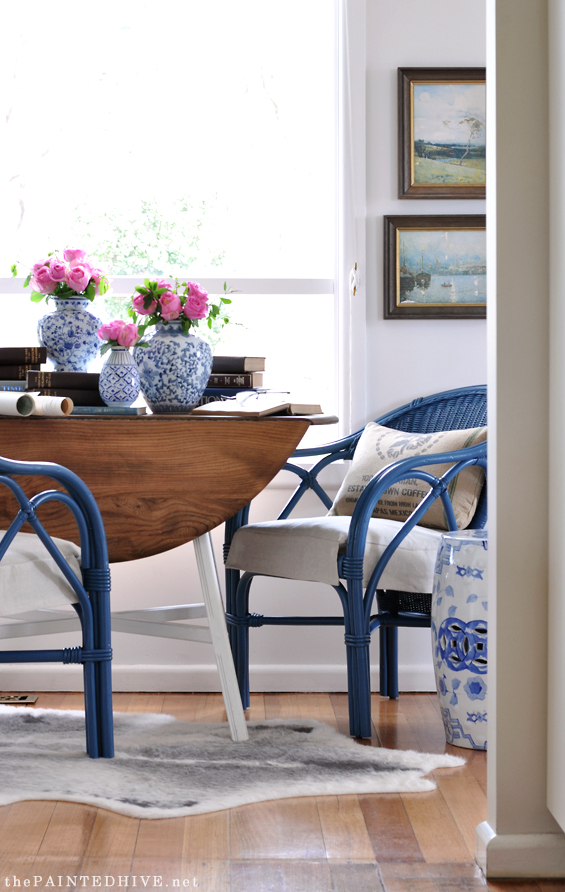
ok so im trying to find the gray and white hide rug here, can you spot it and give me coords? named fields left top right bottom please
left=0, top=706, right=465, bottom=819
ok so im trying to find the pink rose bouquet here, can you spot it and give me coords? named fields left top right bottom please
left=127, top=278, right=232, bottom=339
left=97, top=320, right=144, bottom=356
left=12, top=248, right=110, bottom=304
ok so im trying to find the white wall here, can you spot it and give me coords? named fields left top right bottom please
left=7, top=0, right=488, bottom=695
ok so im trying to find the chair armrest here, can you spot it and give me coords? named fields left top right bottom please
left=344, top=442, right=487, bottom=598
left=0, top=456, right=109, bottom=570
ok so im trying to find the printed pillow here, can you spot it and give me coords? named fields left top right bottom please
left=329, top=423, right=487, bottom=531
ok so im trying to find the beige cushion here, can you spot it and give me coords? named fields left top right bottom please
left=0, top=531, right=81, bottom=616
left=226, top=516, right=443, bottom=591
left=329, top=423, right=487, bottom=531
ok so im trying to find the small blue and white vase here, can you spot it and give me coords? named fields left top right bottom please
left=38, top=298, right=102, bottom=372
left=431, top=529, right=488, bottom=750
left=99, top=347, right=141, bottom=408
left=134, top=321, right=213, bottom=413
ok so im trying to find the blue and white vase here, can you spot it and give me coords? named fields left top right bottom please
left=99, top=347, right=141, bottom=408
left=431, top=529, right=488, bottom=750
left=134, top=321, right=213, bottom=413
left=38, top=298, right=102, bottom=373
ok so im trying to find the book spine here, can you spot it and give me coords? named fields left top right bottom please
left=0, top=347, right=47, bottom=365
left=211, top=356, right=265, bottom=373
left=70, top=406, right=145, bottom=415
left=0, top=364, right=41, bottom=380
left=208, top=373, right=262, bottom=388
left=0, top=381, right=26, bottom=392
left=34, top=388, right=105, bottom=407
left=26, top=371, right=100, bottom=390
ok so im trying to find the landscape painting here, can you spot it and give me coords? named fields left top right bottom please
left=384, top=215, right=486, bottom=319
left=398, top=68, right=486, bottom=199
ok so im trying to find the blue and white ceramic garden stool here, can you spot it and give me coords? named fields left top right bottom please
left=431, top=529, right=488, bottom=749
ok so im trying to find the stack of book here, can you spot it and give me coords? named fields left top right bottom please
left=25, top=371, right=106, bottom=408
left=199, top=356, right=266, bottom=406
left=0, top=347, right=47, bottom=391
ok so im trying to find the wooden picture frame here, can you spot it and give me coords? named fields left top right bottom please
left=384, top=215, right=486, bottom=319
left=398, top=67, right=486, bottom=199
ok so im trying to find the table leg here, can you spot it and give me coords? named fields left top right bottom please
left=193, top=533, right=249, bottom=742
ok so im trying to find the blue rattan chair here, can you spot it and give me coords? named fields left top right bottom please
left=223, top=385, right=487, bottom=739
left=0, top=456, right=113, bottom=758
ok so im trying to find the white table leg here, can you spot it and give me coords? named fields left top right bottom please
left=193, top=533, right=249, bottom=742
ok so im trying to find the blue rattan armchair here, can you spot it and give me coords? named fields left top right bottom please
left=0, top=456, right=113, bottom=758
left=224, top=385, right=487, bottom=739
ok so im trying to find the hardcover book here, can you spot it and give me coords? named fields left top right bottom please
left=207, top=372, right=264, bottom=388
left=196, top=387, right=260, bottom=406
left=70, top=406, right=147, bottom=416
left=32, top=388, right=106, bottom=407
left=0, top=365, right=41, bottom=381
left=0, top=381, right=26, bottom=392
left=211, top=356, right=265, bottom=373
left=0, top=347, right=47, bottom=365
left=26, top=371, right=100, bottom=390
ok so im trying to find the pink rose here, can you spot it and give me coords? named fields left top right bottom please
left=49, top=258, right=68, bottom=282
left=159, top=291, right=182, bottom=321
left=32, top=258, right=50, bottom=275
left=98, top=320, right=126, bottom=341
left=66, top=263, right=92, bottom=293
left=90, top=267, right=108, bottom=296
left=183, top=293, right=209, bottom=320
left=117, top=323, right=139, bottom=348
left=64, top=247, right=87, bottom=266
left=132, top=292, right=158, bottom=315
left=186, top=281, right=208, bottom=300
left=32, top=265, right=57, bottom=294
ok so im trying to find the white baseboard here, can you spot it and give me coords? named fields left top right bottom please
left=0, top=663, right=436, bottom=693
left=476, top=821, right=565, bottom=878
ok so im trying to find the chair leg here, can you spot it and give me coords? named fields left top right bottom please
left=379, top=625, right=388, bottom=697
left=343, top=579, right=372, bottom=739
left=232, top=573, right=254, bottom=711
left=193, top=534, right=249, bottom=743
left=384, top=626, right=399, bottom=700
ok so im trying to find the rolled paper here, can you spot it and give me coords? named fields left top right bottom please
left=29, top=395, right=74, bottom=417
left=0, top=392, right=35, bottom=416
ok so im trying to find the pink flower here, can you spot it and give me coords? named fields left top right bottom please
left=49, top=258, right=68, bottom=282
left=186, top=281, right=208, bottom=300
left=66, top=263, right=92, bottom=293
left=90, top=267, right=108, bottom=296
left=32, top=258, right=50, bottom=275
left=64, top=247, right=87, bottom=266
left=132, top=292, right=158, bottom=315
left=159, top=291, right=182, bottom=321
left=32, top=265, right=57, bottom=294
left=98, top=320, right=126, bottom=341
left=183, top=293, right=209, bottom=320
left=117, top=323, right=139, bottom=348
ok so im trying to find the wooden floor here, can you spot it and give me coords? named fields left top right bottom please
left=0, top=691, right=560, bottom=892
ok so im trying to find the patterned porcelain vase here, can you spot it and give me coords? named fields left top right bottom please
left=99, top=347, right=141, bottom=408
left=431, top=529, right=488, bottom=750
left=134, top=321, right=213, bottom=413
left=38, top=298, right=102, bottom=372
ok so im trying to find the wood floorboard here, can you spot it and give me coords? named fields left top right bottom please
left=0, top=690, right=513, bottom=891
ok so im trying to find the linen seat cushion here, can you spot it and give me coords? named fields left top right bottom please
left=0, top=531, right=81, bottom=616
left=226, top=516, right=443, bottom=591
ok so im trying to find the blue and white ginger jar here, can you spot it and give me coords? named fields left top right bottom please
left=431, top=529, right=488, bottom=750
left=134, top=321, right=213, bottom=413
left=38, top=298, right=102, bottom=373
left=99, top=347, right=141, bottom=408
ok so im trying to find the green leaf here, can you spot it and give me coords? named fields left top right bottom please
left=10, top=264, right=17, bottom=278
left=23, top=273, right=32, bottom=288
left=30, top=291, right=45, bottom=303
left=98, top=277, right=109, bottom=296
left=99, top=341, right=112, bottom=356
left=134, top=286, right=146, bottom=294
left=85, top=282, right=96, bottom=300
left=221, top=297, right=232, bottom=305
left=144, top=278, right=151, bottom=287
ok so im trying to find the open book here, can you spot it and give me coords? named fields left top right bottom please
left=191, top=392, right=322, bottom=417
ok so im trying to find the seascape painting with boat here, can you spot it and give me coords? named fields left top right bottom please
left=412, top=82, right=485, bottom=186
left=397, top=228, right=486, bottom=306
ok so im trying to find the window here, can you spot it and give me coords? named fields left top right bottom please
left=1, top=0, right=347, bottom=444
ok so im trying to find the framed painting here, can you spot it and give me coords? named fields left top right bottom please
left=384, top=215, right=486, bottom=319
left=398, top=67, right=486, bottom=199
